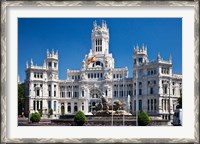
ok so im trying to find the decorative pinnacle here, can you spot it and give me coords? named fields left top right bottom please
left=30, top=58, right=33, bottom=66
left=157, top=52, right=161, bottom=60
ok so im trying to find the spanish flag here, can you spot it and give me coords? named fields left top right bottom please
left=88, top=56, right=96, bottom=64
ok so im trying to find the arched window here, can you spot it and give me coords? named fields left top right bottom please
left=67, top=106, right=71, bottom=113
left=74, top=106, right=78, bottom=112
left=82, top=90, right=84, bottom=97
left=105, top=90, right=108, bottom=96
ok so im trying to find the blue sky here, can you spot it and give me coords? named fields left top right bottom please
left=18, top=18, right=182, bottom=81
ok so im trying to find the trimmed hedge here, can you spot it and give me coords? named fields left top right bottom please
left=30, top=112, right=41, bottom=123
left=74, top=111, right=87, bottom=126
left=138, top=111, right=150, bottom=126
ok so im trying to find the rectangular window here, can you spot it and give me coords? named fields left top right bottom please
left=33, top=101, right=36, bottom=110
left=172, top=89, right=175, bottom=95
left=134, top=100, right=136, bottom=111
left=139, top=100, right=142, bottom=111
left=68, top=92, right=71, bottom=98
left=34, top=73, right=36, bottom=78
left=54, top=101, right=56, bottom=111
left=139, top=89, right=142, bottom=95
left=82, top=91, right=84, bottom=97
left=147, top=100, right=150, bottom=111
left=150, top=88, right=153, bottom=94
left=154, top=80, right=156, bottom=84
left=151, top=99, right=153, bottom=110
left=54, top=63, right=57, bottom=68
left=48, top=62, right=52, bottom=67
left=37, top=101, right=39, bottom=110
left=49, top=91, right=51, bottom=97
left=37, top=90, right=40, bottom=96
left=164, top=87, right=167, bottom=94
left=54, top=91, right=56, bottom=97
left=154, top=99, right=157, bottom=111
left=40, top=101, right=43, bottom=110
left=88, top=73, right=90, bottom=78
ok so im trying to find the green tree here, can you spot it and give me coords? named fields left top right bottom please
left=138, top=111, right=150, bottom=126
left=18, top=83, right=25, bottom=116
left=74, top=111, right=87, bottom=126
left=30, top=112, right=41, bottom=123
left=49, top=108, right=53, bottom=116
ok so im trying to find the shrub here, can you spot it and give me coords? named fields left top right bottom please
left=74, top=111, right=87, bottom=126
left=30, top=112, right=41, bottom=123
left=49, top=108, right=53, bottom=116
left=138, top=111, right=150, bottom=126
left=38, top=109, right=43, bottom=117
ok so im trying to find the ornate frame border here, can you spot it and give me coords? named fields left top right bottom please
left=1, top=1, right=199, bottom=143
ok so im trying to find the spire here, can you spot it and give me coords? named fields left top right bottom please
left=56, top=50, right=58, bottom=57
left=169, top=53, right=172, bottom=63
left=157, top=52, right=161, bottom=60
left=30, top=58, right=33, bottom=66
left=142, top=43, right=145, bottom=51
left=52, top=49, right=54, bottom=55
left=93, top=20, right=97, bottom=29
left=43, top=60, right=46, bottom=67
left=102, top=20, right=104, bottom=27
left=47, top=49, right=49, bottom=57
left=26, top=61, right=28, bottom=69
left=136, top=44, right=139, bottom=50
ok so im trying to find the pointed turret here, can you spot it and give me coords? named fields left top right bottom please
left=26, top=61, right=28, bottom=69
left=157, top=52, right=161, bottom=61
left=30, top=58, right=33, bottom=67
left=43, top=60, right=46, bottom=67
left=169, top=54, right=172, bottom=63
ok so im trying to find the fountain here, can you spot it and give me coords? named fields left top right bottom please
left=93, top=94, right=131, bottom=116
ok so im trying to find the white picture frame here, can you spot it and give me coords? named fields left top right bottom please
left=1, top=1, right=199, bottom=143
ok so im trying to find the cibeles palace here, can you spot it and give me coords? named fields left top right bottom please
left=25, top=21, right=182, bottom=120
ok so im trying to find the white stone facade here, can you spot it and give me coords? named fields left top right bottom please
left=25, top=21, right=182, bottom=120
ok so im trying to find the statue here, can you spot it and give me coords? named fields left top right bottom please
left=104, top=69, right=112, bottom=80
left=81, top=72, right=87, bottom=80
left=82, top=60, right=86, bottom=69
left=93, top=94, right=130, bottom=116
